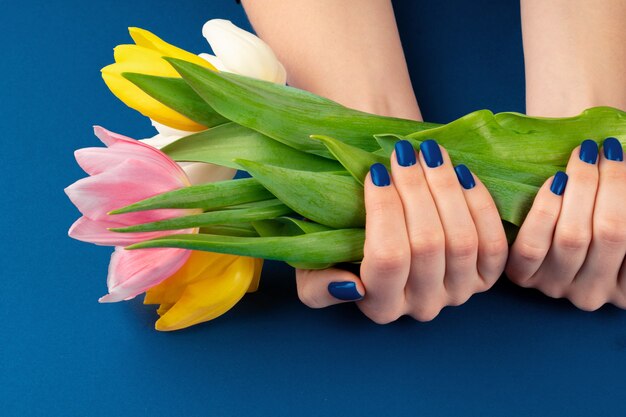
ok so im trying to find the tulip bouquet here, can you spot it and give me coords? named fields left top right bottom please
left=66, top=19, right=626, bottom=331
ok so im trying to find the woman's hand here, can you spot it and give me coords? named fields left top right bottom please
left=295, top=139, right=509, bottom=323
left=506, top=138, right=626, bottom=310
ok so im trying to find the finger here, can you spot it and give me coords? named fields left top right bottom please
left=505, top=172, right=566, bottom=285
left=575, top=137, right=626, bottom=307
left=453, top=165, right=508, bottom=288
left=538, top=142, right=598, bottom=293
left=389, top=140, right=446, bottom=309
left=418, top=140, right=478, bottom=302
left=359, top=164, right=411, bottom=323
left=296, top=267, right=365, bottom=308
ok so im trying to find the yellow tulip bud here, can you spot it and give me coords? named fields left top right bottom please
left=101, top=28, right=216, bottom=132
left=144, top=251, right=264, bottom=331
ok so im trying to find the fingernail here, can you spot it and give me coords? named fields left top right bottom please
left=420, top=139, right=443, bottom=168
left=454, top=164, right=475, bottom=189
left=370, top=163, right=390, bottom=186
left=579, top=139, right=598, bottom=164
left=550, top=171, right=568, bottom=196
left=603, top=137, right=623, bottom=161
left=328, top=281, right=363, bottom=301
left=395, top=140, right=416, bottom=167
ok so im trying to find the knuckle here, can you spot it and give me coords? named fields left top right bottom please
left=513, top=240, right=546, bottom=263
left=537, top=282, right=566, bottom=299
left=533, top=204, right=558, bottom=223
left=410, top=305, right=442, bottom=322
left=446, top=232, right=478, bottom=259
left=481, top=236, right=509, bottom=259
left=296, top=287, right=322, bottom=309
left=594, top=218, right=626, bottom=246
left=366, top=309, right=403, bottom=325
left=409, top=233, right=445, bottom=258
left=554, top=228, right=591, bottom=252
left=447, top=292, right=472, bottom=307
left=569, top=291, right=606, bottom=312
left=365, top=247, right=410, bottom=273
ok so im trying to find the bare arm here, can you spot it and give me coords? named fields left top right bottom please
left=522, top=0, right=626, bottom=116
left=240, top=0, right=422, bottom=120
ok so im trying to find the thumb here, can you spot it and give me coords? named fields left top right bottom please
left=295, top=266, right=365, bottom=308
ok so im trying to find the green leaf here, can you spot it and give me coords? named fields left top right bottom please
left=127, top=229, right=366, bottom=266
left=108, top=177, right=273, bottom=214
left=234, top=159, right=365, bottom=229
left=164, top=58, right=440, bottom=158
left=199, top=223, right=259, bottom=237
left=111, top=199, right=293, bottom=233
left=122, top=73, right=228, bottom=128
left=406, top=107, right=626, bottom=165
left=310, top=135, right=389, bottom=185
left=251, top=217, right=335, bottom=268
left=163, top=122, right=343, bottom=172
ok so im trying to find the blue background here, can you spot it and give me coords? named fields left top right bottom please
left=2, top=0, right=625, bottom=416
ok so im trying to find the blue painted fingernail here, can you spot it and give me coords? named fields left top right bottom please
left=328, top=281, right=363, bottom=301
left=579, top=139, right=598, bottom=164
left=603, top=137, right=623, bottom=161
left=370, top=163, right=390, bottom=186
left=454, top=164, right=476, bottom=189
left=395, top=140, right=416, bottom=167
left=420, top=139, right=443, bottom=168
left=550, top=171, right=568, bottom=196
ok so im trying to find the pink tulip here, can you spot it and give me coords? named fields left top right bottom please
left=65, top=126, right=196, bottom=303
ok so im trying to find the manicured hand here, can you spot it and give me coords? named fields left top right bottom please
left=506, top=138, right=626, bottom=310
left=295, top=140, right=509, bottom=323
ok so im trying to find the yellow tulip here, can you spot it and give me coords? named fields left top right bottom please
left=101, top=28, right=216, bottom=132
left=144, top=251, right=264, bottom=331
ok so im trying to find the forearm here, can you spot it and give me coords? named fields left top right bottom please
left=522, top=0, right=626, bottom=116
left=240, top=0, right=422, bottom=120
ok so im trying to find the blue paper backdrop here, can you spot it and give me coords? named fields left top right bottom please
left=1, top=0, right=625, bottom=416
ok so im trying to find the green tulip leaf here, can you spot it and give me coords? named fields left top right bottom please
left=163, top=122, right=343, bottom=172
left=127, top=229, right=366, bottom=266
left=164, top=58, right=440, bottom=157
left=234, top=159, right=365, bottom=229
left=122, top=73, right=228, bottom=128
left=111, top=199, right=293, bottom=233
left=108, top=177, right=273, bottom=214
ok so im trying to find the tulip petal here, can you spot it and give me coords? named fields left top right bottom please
left=101, top=65, right=205, bottom=132
left=99, top=247, right=191, bottom=303
left=198, top=53, right=227, bottom=71
left=177, top=162, right=236, bottom=185
left=202, top=19, right=287, bottom=84
left=144, top=251, right=242, bottom=305
left=68, top=216, right=173, bottom=246
left=246, top=258, right=264, bottom=293
left=150, top=255, right=257, bottom=331
left=93, top=126, right=188, bottom=184
left=128, top=27, right=216, bottom=70
left=65, top=158, right=187, bottom=221
left=150, top=119, right=195, bottom=138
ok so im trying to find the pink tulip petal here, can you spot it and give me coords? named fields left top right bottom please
left=99, top=247, right=191, bottom=303
left=65, top=158, right=187, bottom=221
left=69, top=216, right=182, bottom=246
left=93, top=126, right=188, bottom=183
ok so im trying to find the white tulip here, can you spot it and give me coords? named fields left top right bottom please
left=201, top=19, right=287, bottom=85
